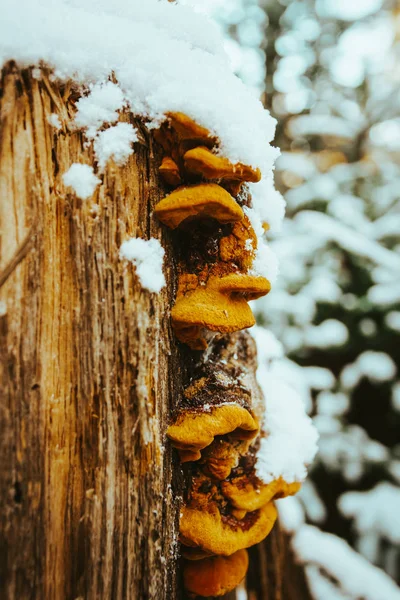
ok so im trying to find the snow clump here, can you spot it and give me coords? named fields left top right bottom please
left=74, top=81, right=125, bottom=139
left=63, top=164, right=101, bottom=199
left=120, top=237, right=166, bottom=293
left=94, top=123, right=138, bottom=169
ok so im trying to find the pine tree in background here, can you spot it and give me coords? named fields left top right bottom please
left=261, top=0, right=400, bottom=581
left=199, top=0, right=400, bottom=588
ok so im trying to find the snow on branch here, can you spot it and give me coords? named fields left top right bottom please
left=292, top=524, right=400, bottom=600
left=339, top=483, right=400, bottom=547
left=288, top=115, right=360, bottom=139
left=278, top=496, right=400, bottom=600
left=294, top=211, right=400, bottom=273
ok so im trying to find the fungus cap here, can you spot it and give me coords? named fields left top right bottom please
left=168, top=112, right=214, bottom=144
left=183, top=550, right=249, bottom=597
left=184, top=146, right=261, bottom=183
left=159, top=156, right=182, bottom=187
left=221, top=476, right=301, bottom=512
left=171, top=273, right=270, bottom=349
left=154, top=183, right=244, bottom=230
left=231, top=508, right=248, bottom=520
left=180, top=501, right=277, bottom=556
left=217, top=273, right=271, bottom=300
left=167, top=404, right=259, bottom=463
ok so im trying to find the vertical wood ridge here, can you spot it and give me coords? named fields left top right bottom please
left=0, top=64, right=182, bottom=600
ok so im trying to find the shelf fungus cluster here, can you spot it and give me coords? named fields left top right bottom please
left=154, top=113, right=270, bottom=351
left=155, top=114, right=300, bottom=597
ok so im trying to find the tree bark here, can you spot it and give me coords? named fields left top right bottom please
left=0, top=64, right=312, bottom=600
left=246, top=524, right=313, bottom=600
left=0, top=63, right=184, bottom=600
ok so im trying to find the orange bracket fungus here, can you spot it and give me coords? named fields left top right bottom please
left=216, top=273, right=270, bottom=299
left=167, top=332, right=264, bottom=462
left=155, top=112, right=215, bottom=185
left=180, top=473, right=277, bottom=556
left=154, top=183, right=244, bottom=229
left=152, top=111, right=302, bottom=596
left=158, top=156, right=182, bottom=187
left=222, top=474, right=301, bottom=513
left=199, top=438, right=253, bottom=482
left=181, top=546, right=215, bottom=561
left=168, top=333, right=290, bottom=593
left=154, top=146, right=270, bottom=348
left=171, top=272, right=270, bottom=350
left=184, top=146, right=261, bottom=184
left=180, top=502, right=277, bottom=557
left=167, top=112, right=215, bottom=146
left=183, top=550, right=249, bottom=598
left=218, top=215, right=258, bottom=271
left=155, top=113, right=262, bottom=195
left=168, top=215, right=270, bottom=349
left=167, top=405, right=259, bottom=463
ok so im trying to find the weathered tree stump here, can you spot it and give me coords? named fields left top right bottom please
left=0, top=64, right=312, bottom=600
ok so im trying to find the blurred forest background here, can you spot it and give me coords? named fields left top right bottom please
left=185, top=0, right=400, bottom=592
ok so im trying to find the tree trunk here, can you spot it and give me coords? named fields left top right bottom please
left=0, top=62, right=185, bottom=600
left=246, top=524, right=313, bottom=600
left=0, top=64, right=312, bottom=600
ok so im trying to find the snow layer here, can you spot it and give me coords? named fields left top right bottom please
left=251, top=326, right=284, bottom=362
left=0, top=0, right=278, bottom=173
left=247, top=177, right=286, bottom=234
left=245, top=206, right=279, bottom=283
left=252, top=329, right=319, bottom=483
left=277, top=495, right=305, bottom=533
left=119, top=237, right=165, bottom=293
left=62, top=163, right=101, bottom=199
left=74, top=81, right=125, bottom=139
left=251, top=240, right=279, bottom=284
left=1, top=0, right=284, bottom=288
left=255, top=376, right=319, bottom=483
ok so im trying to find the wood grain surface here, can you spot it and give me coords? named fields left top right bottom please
left=0, top=63, right=184, bottom=600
